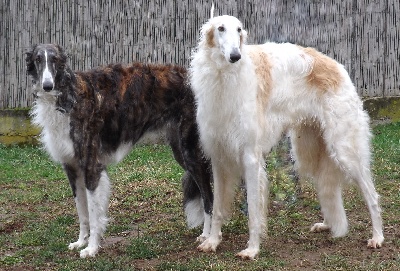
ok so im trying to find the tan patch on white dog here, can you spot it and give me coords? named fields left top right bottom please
left=301, top=47, right=343, bottom=91
left=247, top=45, right=273, bottom=109
left=206, top=26, right=215, bottom=48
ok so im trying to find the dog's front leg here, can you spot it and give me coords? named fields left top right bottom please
left=198, top=162, right=235, bottom=253
left=64, top=163, right=90, bottom=251
left=79, top=169, right=111, bottom=258
left=237, top=151, right=268, bottom=260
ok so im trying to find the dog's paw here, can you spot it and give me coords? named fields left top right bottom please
left=236, top=248, right=259, bottom=260
left=196, top=234, right=208, bottom=243
left=310, top=222, right=330, bottom=233
left=367, top=237, right=384, bottom=249
left=68, top=239, right=88, bottom=250
left=197, top=237, right=220, bottom=253
left=79, top=246, right=98, bottom=258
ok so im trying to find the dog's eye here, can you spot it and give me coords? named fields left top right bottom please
left=35, top=56, right=42, bottom=63
left=238, top=27, right=242, bottom=33
left=218, top=26, right=225, bottom=32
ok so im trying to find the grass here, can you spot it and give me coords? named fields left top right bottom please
left=0, top=122, right=400, bottom=270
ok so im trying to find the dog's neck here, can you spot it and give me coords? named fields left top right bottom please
left=54, top=66, right=77, bottom=113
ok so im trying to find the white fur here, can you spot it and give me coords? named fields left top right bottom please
left=68, top=166, right=89, bottom=250
left=185, top=196, right=205, bottom=228
left=101, top=142, right=133, bottom=165
left=190, top=15, right=383, bottom=259
left=31, top=93, right=75, bottom=164
left=80, top=170, right=110, bottom=258
left=184, top=196, right=212, bottom=242
left=42, top=50, right=54, bottom=87
left=200, top=212, right=212, bottom=242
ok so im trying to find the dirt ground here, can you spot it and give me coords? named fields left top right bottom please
left=97, top=197, right=399, bottom=270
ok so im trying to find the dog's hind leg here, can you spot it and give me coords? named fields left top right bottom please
left=182, top=171, right=213, bottom=242
left=183, top=160, right=213, bottom=242
left=350, top=168, right=383, bottom=248
left=181, top=172, right=205, bottom=229
left=323, top=114, right=384, bottom=248
left=311, top=159, right=348, bottom=238
left=290, top=124, right=348, bottom=237
left=64, top=163, right=90, bottom=250
left=172, top=119, right=213, bottom=242
left=79, top=169, right=111, bottom=258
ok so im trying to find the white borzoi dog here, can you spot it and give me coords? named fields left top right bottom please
left=189, top=15, right=384, bottom=259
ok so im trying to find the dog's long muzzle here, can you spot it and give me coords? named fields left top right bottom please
left=42, top=68, right=55, bottom=91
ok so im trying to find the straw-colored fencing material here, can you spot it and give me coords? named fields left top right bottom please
left=0, top=0, right=399, bottom=109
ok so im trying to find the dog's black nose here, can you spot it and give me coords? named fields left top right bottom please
left=229, top=52, right=241, bottom=63
left=43, top=81, right=54, bottom=91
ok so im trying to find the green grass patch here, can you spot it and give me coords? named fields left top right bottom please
left=126, top=236, right=160, bottom=259
left=0, top=145, right=65, bottom=182
left=372, top=122, right=400, bottom=180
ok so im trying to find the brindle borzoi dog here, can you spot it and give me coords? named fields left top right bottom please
left=26, top=44, right=213, bottom=258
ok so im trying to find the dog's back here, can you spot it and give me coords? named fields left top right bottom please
left=70, top=63, right=192, bottom=157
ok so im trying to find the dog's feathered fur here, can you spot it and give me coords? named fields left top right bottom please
left=190, top=15, right=384, bottom=259
left=26, top=44, right=213, bottom=258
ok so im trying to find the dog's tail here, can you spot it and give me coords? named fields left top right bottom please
left=182, top=172, right=205, bottom=228
left=210, top=2, right=215, bottom=19
left=185, top=198, right=205, bottom=228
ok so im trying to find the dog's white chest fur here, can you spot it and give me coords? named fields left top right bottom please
left=31, top=94, right=75, bottom=163
left=192, top=57, right=259, bottom=160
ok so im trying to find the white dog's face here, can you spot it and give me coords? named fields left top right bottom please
left=202, top=15, right=247, bottom=63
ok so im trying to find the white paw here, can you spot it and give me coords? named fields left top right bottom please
left=196, top=234, right=208, bottom=243
left=310, top=222, right=330, bottom=233
left=197, top=237, right=221, bottom=253
left=68, top=240, right=88, bottom=250
left=79, top=246, right=99, bottom=258
left=367, top=237, right=384, bottom=249
left=236, top=248, right=259, bottom=260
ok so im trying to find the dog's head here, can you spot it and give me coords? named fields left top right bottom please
left=200, top=15, right=247, bottom=63
left=26, top=44, right=68, bottom=93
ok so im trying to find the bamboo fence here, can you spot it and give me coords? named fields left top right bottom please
left=0, top=0, right=399, bottom=109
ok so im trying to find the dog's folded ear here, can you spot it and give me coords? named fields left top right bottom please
left=25, top=44, right=37, bottom=74
left=200, top=23, right=215, bottom=48
left=55, top=44, right=68, bottom=69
